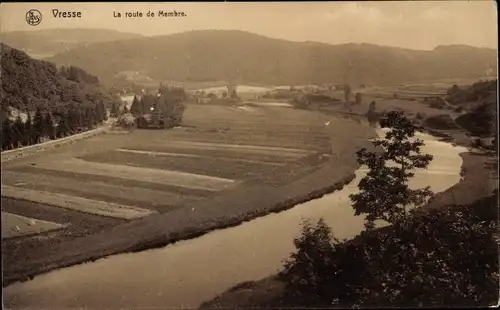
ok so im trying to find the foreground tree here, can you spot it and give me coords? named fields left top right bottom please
left=349, top=111, right=434, bottom=230
left=281, top=219, right=366, bottom=307
left=280, top=193, right=498, bottom=308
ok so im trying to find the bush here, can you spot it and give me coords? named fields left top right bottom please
left=280, top=219, right=368, bottom=307
left=455, top=102, right=496, bottom=137
left=424, top=114, right=460, bottom=130
left=280, top=193, right=499, bottom=308
left=447, top=80, right=497, bottom=105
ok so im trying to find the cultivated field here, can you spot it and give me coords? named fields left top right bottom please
left=3, top=79, right=475, bottom=242
left=2, top=103, right=373, bottom=243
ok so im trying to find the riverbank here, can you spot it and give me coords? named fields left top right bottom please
left=200, top=128, right=498, bottom=309
left=2, top=112, right=376, bottom=287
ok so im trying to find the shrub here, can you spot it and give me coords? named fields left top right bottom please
left=280, top=219, right=368, bottom=307
left=280, top=193, right=499, bottom=308
left=455, top=102, right=496, bottom=137
left=424, top=114, right=460, bottom=130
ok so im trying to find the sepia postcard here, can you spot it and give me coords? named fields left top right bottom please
left=0, top=1, right=498, bottom=309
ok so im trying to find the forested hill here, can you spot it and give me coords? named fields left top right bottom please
left=1, top=43, right=117, bottom=151
left=1, top=43, right=116, bottom=115
left=0, top=28, right=143, bottom=59
left=48, top=30, right=498, bottom=86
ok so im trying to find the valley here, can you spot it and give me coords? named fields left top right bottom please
left=1, top=4, right=497, bottom=307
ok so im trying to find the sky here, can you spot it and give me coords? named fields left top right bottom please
left=1, top=1, right=497, bottom=50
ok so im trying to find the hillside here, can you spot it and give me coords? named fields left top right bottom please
left=1, top=43, right=116, bottom=115
left=47, top=30, right=497, bottom=87
left=1, top=43, right=115, bottom=150
left=0, top=28, right=143, bottom=59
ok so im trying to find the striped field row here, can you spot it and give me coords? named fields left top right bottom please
left=146, top=141, right=313, bottom=159
left=39, top=158, right=238, bottom=192
left=2, top=170, right=205, bottom=210
left=1, top=211, right=65, bottom=239
left=2, top=185, right=156, bottom=220
left=1, top=141, right=316, bottom=223
left=116, top=149, right=287, bottom=166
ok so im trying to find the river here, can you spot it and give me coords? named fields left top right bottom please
left=3, top=129, right=468, bottom=309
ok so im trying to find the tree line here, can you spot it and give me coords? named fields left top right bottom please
left=2, top=43, right=115, bottom=113
left=59, top=65, right=100, bottom=84
left=128, top=84, right=186, bottom=128
left=1, top=102, right=107, bottom=151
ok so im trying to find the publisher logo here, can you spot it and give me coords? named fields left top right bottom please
left=26, top=9, right=42, bottom=26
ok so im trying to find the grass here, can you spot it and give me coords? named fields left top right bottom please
left=1, top=185, right=156, bottom=220
left=36, top=158, right=238, bottom=191
left=1, top=212, right=64, bottom=239
left=1, top=170, right=201, bottom=212
left=11, top=166, right=217, bottom=197
left=80, top=150, right=287, bottom=181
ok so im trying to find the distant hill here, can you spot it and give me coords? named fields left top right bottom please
left=1, top=43, right=116, bottom=115
left=0, top=28, right=143, bottom=59
left=47, top=30, right=497, bottom=87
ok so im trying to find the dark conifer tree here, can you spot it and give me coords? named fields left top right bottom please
left=86, top=107, right=95, bottom=129
left=91, top=106, right=98, bottom=126
left=95, top=103, right=103, bottom=124
left=139, top=97, right=147, bottom=114
left=101, top=101, right=108, bottom=121
left=44, top=113, right=56, bottom=139
left=33, top=107, right=44, bottom=143
left=110, top=102, right=119, bottom=117
left=13, top=116, right=25, bottom=148
left=24, top=112, right=34, bottom=145
left=1, top=118, right=13, bottom=150
left=57, top=114, right=69, bottom=138
left=130, top=96, right=141, bottom=116
left=67, top=107, right=78, bottom=133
